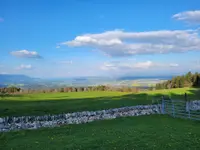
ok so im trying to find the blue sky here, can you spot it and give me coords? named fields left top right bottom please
left=0, top=0, right=200, bottom=78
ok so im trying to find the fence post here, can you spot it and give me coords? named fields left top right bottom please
left=185, top=93, right=189, bottom=112
left=186, top=100, right=191, bottom=119
left=185, top=93, right=191, bottom=119
left=161, top=96, right=165, bottom=114
left=188, top=101, right=191, bottom=119
left=184, top=93, right=187, bottom=101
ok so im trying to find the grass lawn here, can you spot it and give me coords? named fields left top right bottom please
left=0, top=88, right=199, bottom=117
left=1, top=115, right=200, bottom=150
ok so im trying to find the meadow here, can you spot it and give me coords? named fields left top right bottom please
left=1, top=115, right=200, bottom=150
left=1, top=88, right=200, bottom=150
left=0, top=88, right=200, bottom=117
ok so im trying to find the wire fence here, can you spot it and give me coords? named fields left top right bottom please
left=161, top=94, right=200, bottom=121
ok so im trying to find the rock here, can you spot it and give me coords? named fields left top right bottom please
left=0, top=118, right=3, bottom=123
left=0, top=103, right=168, bottom=132
left=0, top=124, right=4, bottom=129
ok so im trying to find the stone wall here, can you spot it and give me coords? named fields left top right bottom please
left=0, top=104, right=161, bottom=132
left=190, top=100, right=200, bottom=111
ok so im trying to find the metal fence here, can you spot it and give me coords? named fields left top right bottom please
left=161, top=96, right=200, bottom=121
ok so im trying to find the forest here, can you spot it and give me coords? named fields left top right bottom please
left=0, top=85, right=139, bottom=94
left=155, top=72, right=200, bottom=90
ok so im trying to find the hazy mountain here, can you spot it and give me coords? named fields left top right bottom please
left=0, top=74, right=171, bottom=89
left=0, top=74, right=32, bottom=82
left=117, top=76, right=172, bottom=80
left=0, top=74, right=41, bottom=88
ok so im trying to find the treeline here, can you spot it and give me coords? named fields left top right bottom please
left=155, top=72, right=200, bottom=90
left=26, top=86, right=139, bottom=93
left=0, top=86, right=21, bottom=93
left=0, top=85, right=139, bottom=94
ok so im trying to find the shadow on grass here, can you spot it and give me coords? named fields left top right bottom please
left=0, top=89, right=199, bottom=117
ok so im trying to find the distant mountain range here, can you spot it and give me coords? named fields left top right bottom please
left=117, top=76, right=172, bottom=80
left=0, top=74, right=172, bottom=89
left=0, top=74, right=42, bottom=88
left=0, top=74, right=35, bottom=82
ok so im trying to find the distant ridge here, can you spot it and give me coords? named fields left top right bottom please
left=0, top=74, right=32, bottom=82
left=0, top=74, right=40, bottom=87
left=117, top=76, right=172, bottom=80
left=0, top=74, right=172, bottom=89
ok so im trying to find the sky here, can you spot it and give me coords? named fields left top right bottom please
left=0, top=0, right=200, bottom=78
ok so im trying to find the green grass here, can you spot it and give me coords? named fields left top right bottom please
left=145, top=87, right=199, bottom=96
left=1, top=88, right=200, bottom=149
left=0, top=88, right=199, bottom=117
left=1, top=115, right=200, bottom=150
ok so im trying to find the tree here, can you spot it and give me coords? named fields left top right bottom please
left=155, top=72, right=200, bottom=90
left=59, top=88, right=64, bottom=92
left=179, top=76, right=185, bottom=88
left=175, top=76, right=180, bottom=88
left=185, top=71, right=192, bottom=86
left=192, top=72, right=199, bottom=87
left=0, top=90, right=8, bottom=99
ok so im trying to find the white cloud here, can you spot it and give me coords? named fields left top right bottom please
left=134, top=61, right=154, bottom=69
left=16, top=64, right=33, bottom=70
left=101, top=62, right=118, bottom=71
left=169, top=63, right=179, bottom=67
left=11, top=50, right=42, bottom=58
left=101, top=61, right=158, bottom=71
left=58, top=60, right=73, bottom=64
left=173, top=10, right=200, bottom=24
left=60, top=29, right=200, bottom=57
left=101, top=61, right=180, bottom=72
left=0, top=17, right=4, bottom=22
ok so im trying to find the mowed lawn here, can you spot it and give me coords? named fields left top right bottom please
left=0, top=88, right=199, bottom=117
left=1, top=115, right=200, bottom=150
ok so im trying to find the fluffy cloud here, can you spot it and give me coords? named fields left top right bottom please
left=101, top=61, right=179, bottom=71
left=16, top=64, right=33, bottom=70
left=101, top=61, right=154, bottom=71
left=11, top=50, right=42, bottom=58
left=101, top=62, right=118, bottom=71
left=60, top=29, right=200, bottom=57
left=173, top=10, right=200, bottom=24
left=134, top=61, right=155, bottom=69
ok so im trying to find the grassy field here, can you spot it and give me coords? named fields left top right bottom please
left=0, top=88, right=200, bottom=117
left=1, top=115, right=200, bottom=150
left=1, top=88, right=200, bottom=150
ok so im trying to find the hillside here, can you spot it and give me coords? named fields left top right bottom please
left=0, top=87, right=199, bottom=117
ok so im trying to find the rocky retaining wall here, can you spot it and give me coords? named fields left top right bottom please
left=190, top=100, right=200, bottom=111
left=0, top=104, right=161, bottom=132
